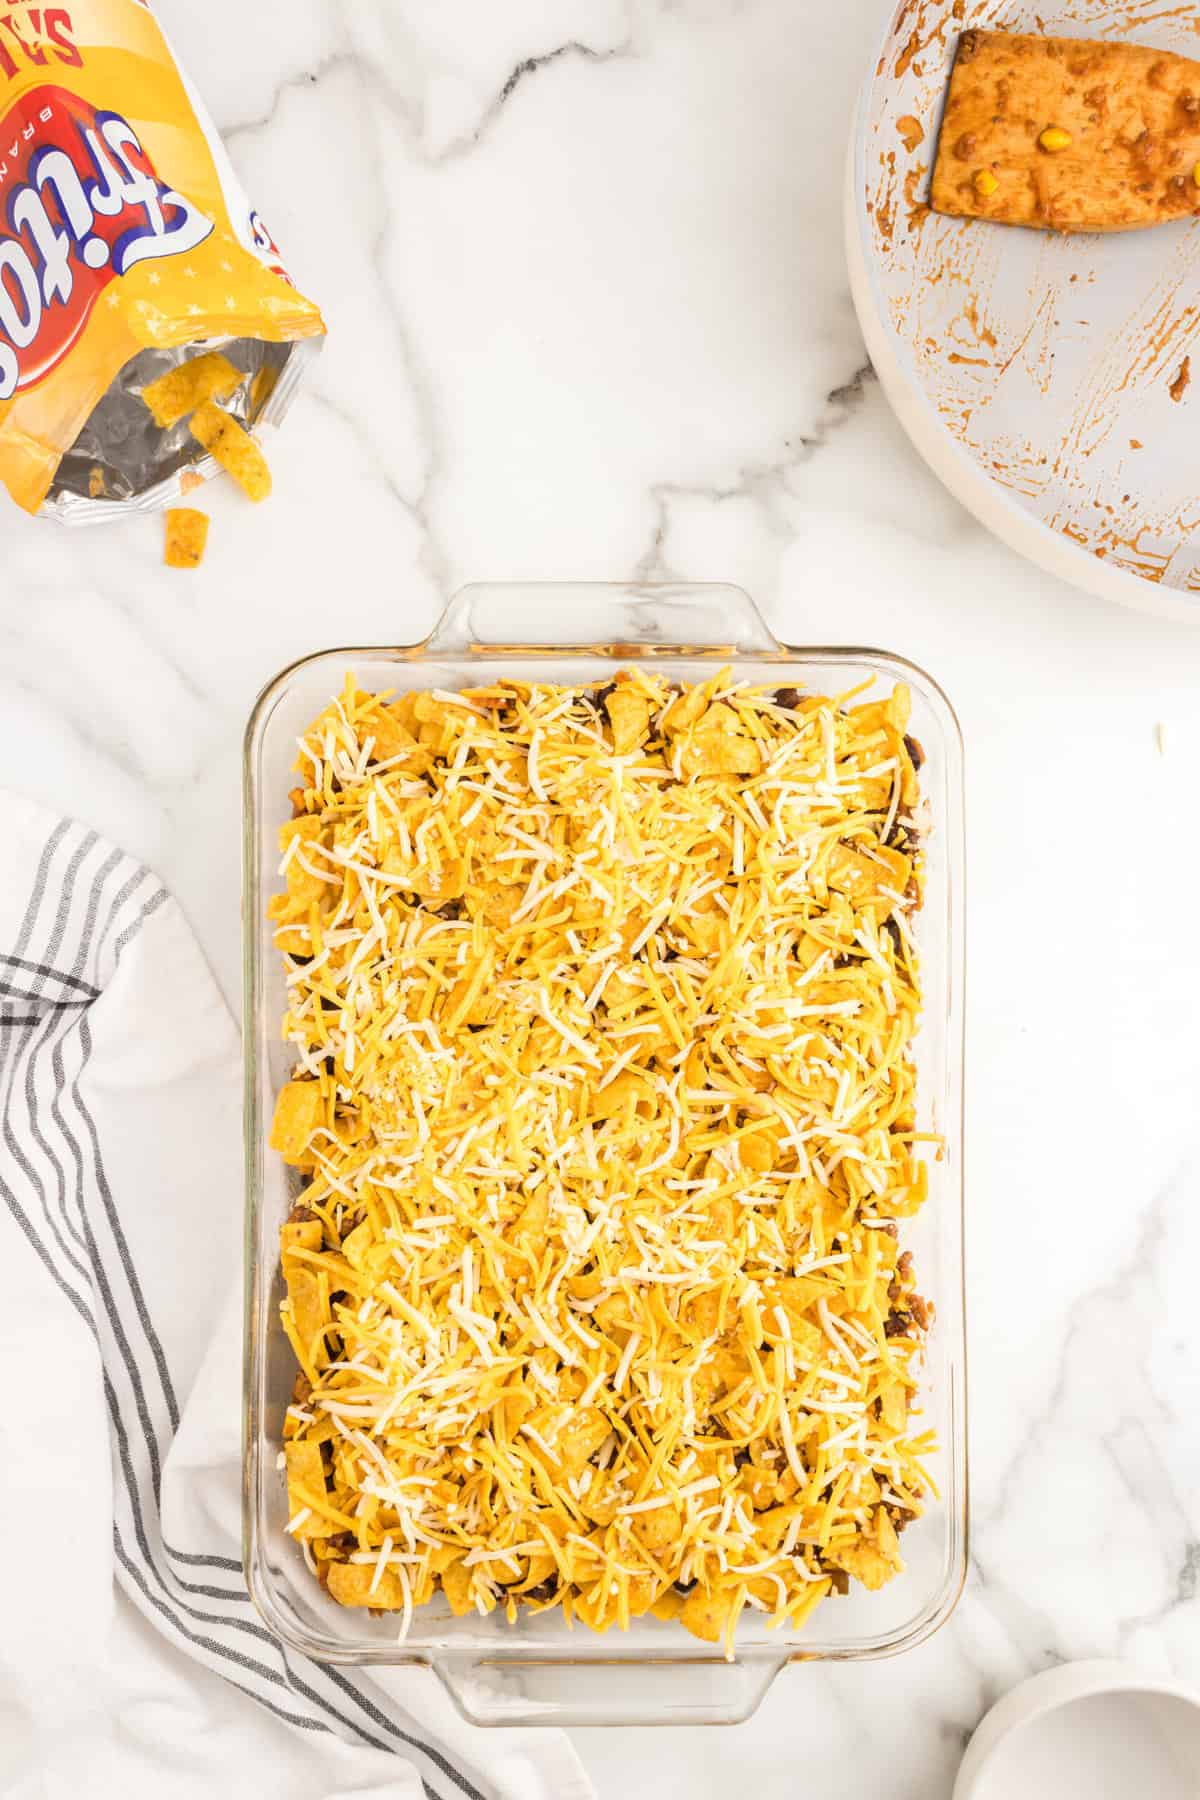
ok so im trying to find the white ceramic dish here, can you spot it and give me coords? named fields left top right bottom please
left=847, top=0, right=1200, bottom=623
left=954, top=1660, right=1200, bottom=1799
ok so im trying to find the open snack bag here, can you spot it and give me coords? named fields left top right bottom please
left=0, top=0, right=324, bottom=522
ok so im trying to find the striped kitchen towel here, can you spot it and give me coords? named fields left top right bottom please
left=0, top=793, right=591, bottom=1800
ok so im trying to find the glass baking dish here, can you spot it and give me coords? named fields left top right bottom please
left=242, top=583, right=967, bottom=1726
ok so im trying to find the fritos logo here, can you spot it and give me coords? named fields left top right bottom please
left=0, top=82, right=214, bottom=399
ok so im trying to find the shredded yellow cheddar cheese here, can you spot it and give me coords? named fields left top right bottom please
left=269, top=668, right=937, bottom=1654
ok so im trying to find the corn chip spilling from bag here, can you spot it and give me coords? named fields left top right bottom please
left=142, top=352, right=242, bottom=431
left=189, top=402, right=272, bottom=502
left=164, top=507, right=208, bottom=569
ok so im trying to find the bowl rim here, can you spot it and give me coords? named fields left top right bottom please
left=952, top=1660, right=1200, bottom=1797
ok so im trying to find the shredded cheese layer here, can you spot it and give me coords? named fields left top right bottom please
left=268, top=668, right=937, bottom=1653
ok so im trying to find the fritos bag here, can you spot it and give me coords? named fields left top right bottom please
left=0, top=0, right=324, bottom=521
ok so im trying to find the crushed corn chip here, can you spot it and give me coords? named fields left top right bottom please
left=269, top=1078, right=324, bottom=1166
left=270, top=671, right=937, bottom=1652
left=141, top=351, right=241, bottom=429
left=189, top=400, right=272, bottom=502
left=164, top=508, right=209, bottom=569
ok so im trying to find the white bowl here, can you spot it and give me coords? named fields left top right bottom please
left=953, top=1660, right=1200, bottom=1799
left=846, top=0, right=1200, bottom=622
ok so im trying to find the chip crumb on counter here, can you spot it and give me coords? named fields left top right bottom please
left=164, top=507, right=209, bottom=569
left=189, top=400, right=272, bottom=502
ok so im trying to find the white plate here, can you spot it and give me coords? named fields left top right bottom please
left=846, top=0, right=1200, bottom=621
left=952, top=1660, right=1200, bottom=1798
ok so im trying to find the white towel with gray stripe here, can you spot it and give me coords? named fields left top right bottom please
left=0, top=794, right=592, bottom=1800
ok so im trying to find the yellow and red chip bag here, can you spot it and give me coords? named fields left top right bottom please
left=0, top=0, right=324, bottom=520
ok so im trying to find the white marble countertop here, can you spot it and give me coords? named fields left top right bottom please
left=4, top=0, right=1200, bottom=1794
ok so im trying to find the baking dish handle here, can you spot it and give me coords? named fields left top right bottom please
left=432, top=1648, right=786, bottom=1727
left=422, top=582, right=781, bottom=658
